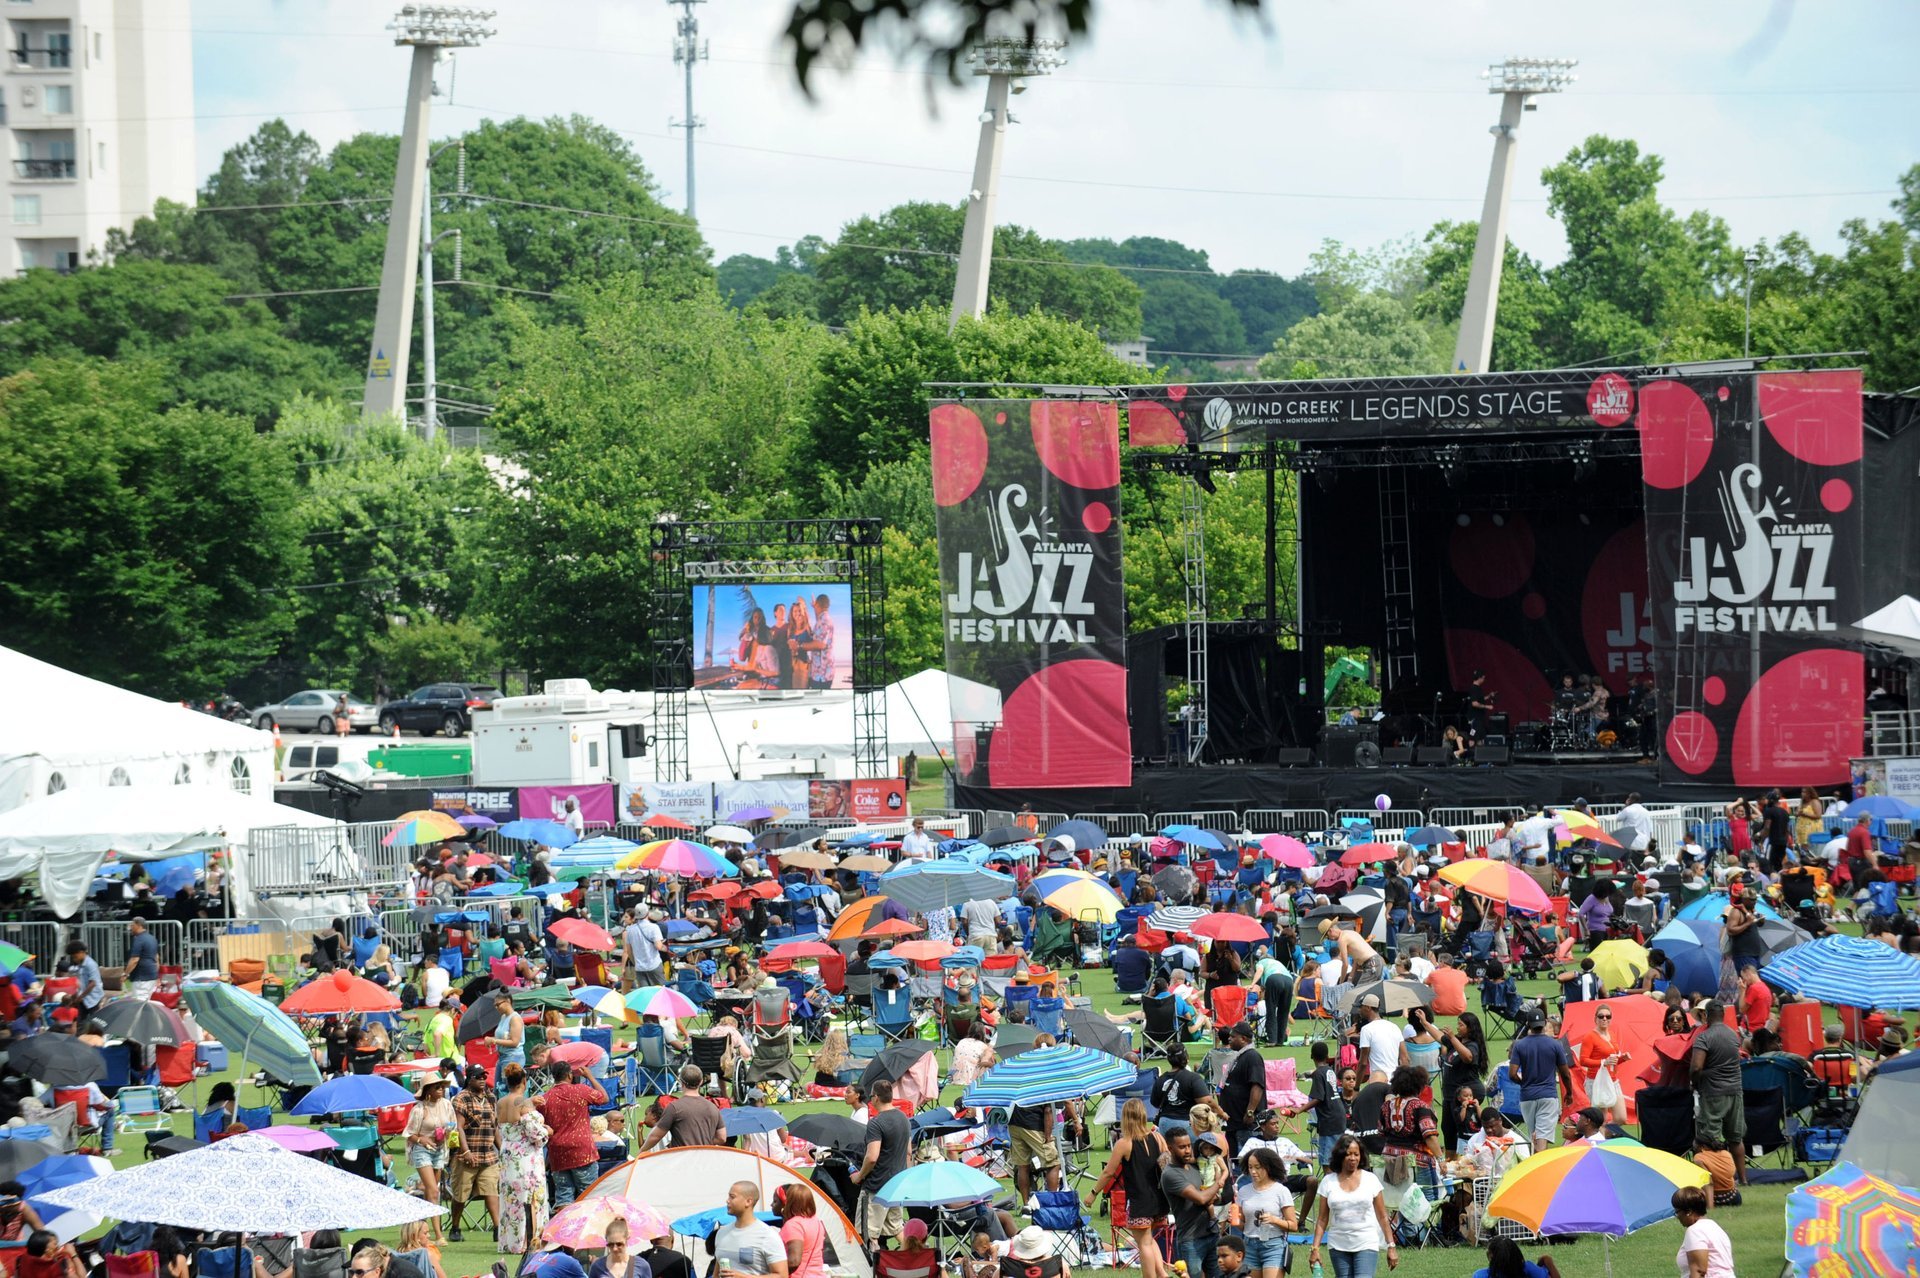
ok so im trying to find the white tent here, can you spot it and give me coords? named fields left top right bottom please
left=0, top=785, right=338, bottom=918
left=585, top=1147, right=871, bottom=1278
left=0, top=646, right=275, bottom=813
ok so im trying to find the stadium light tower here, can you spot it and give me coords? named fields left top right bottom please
left=362, top=5, right=494, bottom=423
left=1452, top=56, right=1576, bottom=376
left=948, top=38, right=1064, bottom=332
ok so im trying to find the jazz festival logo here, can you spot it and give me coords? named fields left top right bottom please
left=944, top=483, right=1099, bottom=645
left=1673, top=462, right=1838, bottom=634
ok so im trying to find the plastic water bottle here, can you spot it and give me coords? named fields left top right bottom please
left=1310, top=1262, right=1325, bottom=1278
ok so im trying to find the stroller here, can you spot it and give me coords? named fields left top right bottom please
left=1509, top=917, right=1557, bottom=977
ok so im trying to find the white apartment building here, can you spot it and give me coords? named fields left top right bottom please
left=2, top=0, right=193, bottom=274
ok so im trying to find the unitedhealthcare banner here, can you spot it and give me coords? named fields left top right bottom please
left=931, top=399, right=1130, bottom=788
left=1638, top=370, right=1866, bottom=786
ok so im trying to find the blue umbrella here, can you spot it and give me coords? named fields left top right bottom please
left=874, top=1160, right=999, bottom=1206
left=1647, top=919, right=1725, bottom=998
left=1048, top=819, right=1109, bottom=850
left=839, top=831, right=879, bottom=848
left=876, top=858, right=1015, bottom=914
left=940, top=947, right=986, bottom=969
left=182, top=983, right=321, bottom=1087
left=1842, top=796, right=1920, bottom=821
left=526, top=882, right=572, bottom=898
left=867, top=953, right=906, bottom=970
left=1763, top=935, right=1920, bottom=1009
left=961, top=1044, right=1138, bottom=1109
left=154, top=862, right=201, bottom=897
left=1160, top=826, right=1225, bottom=851
left=288, top=1073, right=416, bottom=1116
left=1406, top=825, right=1457, bottom=848
left=721, top=1107, right=790, bottom=1137
left=498, top=819, right=578, bottom=848
left=670, top=1208, right=778, bottom=1237
left=662, top=919, right=699, bottom=937
left=1675, top=892, right=1784, bottom=923
left=565, top=834, right=640, bottom=858
left=464, top=881, right=525, bottom=897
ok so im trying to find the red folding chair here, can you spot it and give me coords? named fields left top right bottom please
left=1209, top=985, right=1250, bottom=1029
left=575, top=951, right=609, bottom=988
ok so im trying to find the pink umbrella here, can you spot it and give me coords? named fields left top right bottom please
left=1259, top=835, right=1314, bottom=869
left=548, top=1040, right=607, bottom=1069
left=544, top=1195, right=673, bottom=1248
left=1191, top=913, right=1269, bottom=943
left=623, top=986, right=699, bottom=1020
left=252, top=1125, right=340, bottom=1152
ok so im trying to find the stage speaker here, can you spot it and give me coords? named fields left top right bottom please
left=1354, top=741, right=1382, bottom=769
left=1416, top=746, right=1451, bottom=765
left=1321, top=725, right=1378, bottom=768
left=1486, top=714, right=1511, bottom=739
left=1477, top=744, right=1511, bottom=765
left=1275, top=748, right=1312, bottom=766
left=615, top=724, right=647, bottom=758
left=1381, top=746, right=1414, bottom=766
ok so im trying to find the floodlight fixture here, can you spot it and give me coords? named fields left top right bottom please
left=966, top=38, right=1066, bottom=79
left=389, top=5, right=497, bottom=48
left=1481, top=57, right=1577, bottom=96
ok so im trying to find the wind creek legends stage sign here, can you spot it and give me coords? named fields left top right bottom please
left=931, top=399, right=1130, bottom=789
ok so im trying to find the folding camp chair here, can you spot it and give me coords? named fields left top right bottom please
left=1029, top=996, right=1065, bottom=1040
left=1030, top=1189, right=1102, bottom=1265
left=744, top=1029, right=800, bottom=1101
left=633, top=1025, right=679, bottom=1096
left=841, top=972, right=875, bottom=1028
left=873, top=987, right=915, bottom=1044
left=1741, top=1086, right=1792, bottom=1167
left=1479, top=975, right=1525, bottom=1041
left=1138, top=993, right=1184, bottom=1060
left=194, top=1249, right=255, bottom=1278
left=687, top=1033, right=743, bottom=1101
left=114, top=1086, right=167, bottom=1134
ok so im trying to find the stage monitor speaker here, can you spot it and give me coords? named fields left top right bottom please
left=1381, top=746, right=1414, bottom=766
left=1275, top=748, right=1312, bottom=766
left=1477, top=744, right=1511, bottom=765
left=1416, top=746, right=1451, bottom=765
left=615, top=724, right=647, bottom=758
left=1319, top=725, right=1378, bottom=769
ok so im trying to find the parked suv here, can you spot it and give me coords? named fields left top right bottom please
left=376, top=683, right=501, bottom=736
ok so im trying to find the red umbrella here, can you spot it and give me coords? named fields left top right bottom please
left=1340, top=842, right=1399, bottom=867
left=279, top=968, right=401, bottom=1015
left=743, top=880, right=783, bottom=900
left=638, top=813, right=694, bottom=831
left=547, top=918, right=616, bottom=951
left=1191, top=913, right=1269, bottom=943
left=862, top=918, right=923, bottom=938
left=890, top=939, right=956, bottom=962
left=690, top=883, right=741, bottom=901
left=766, top=941, right=837, bottom=962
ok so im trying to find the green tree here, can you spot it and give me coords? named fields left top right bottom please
left=482, top=274, right=830, bottom=684
left=1062, top=236, right=1248, bottom=358
left=1216, top=270, right=1319, bottom=352
left=717, top=254, right=784, bottom=306
left=0, top=260, right=344, bottom=427
left=810, top=202, right=1142, bottom=336
left=371, top=617, right=500, bottom=692
left=0, top=360, right=304, bottom=693
left=1258, top=293, right=1442, bottom=379
left=1416, top=221, right=1551, bottom=371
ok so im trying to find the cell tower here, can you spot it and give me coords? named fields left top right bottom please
left=948, top=38, right=1064, bottom=332
left=1452, top=57, right=1576, bottom=376
left=670, top=0, right=708, bottom=218
left=362, top=5, right=494, bottom=423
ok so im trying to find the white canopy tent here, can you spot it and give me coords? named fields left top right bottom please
left=1855, top=595, right=1920, bottom=661
left=0, top=785, right=338, bottom=918
left=0, top=646, right=275, bottom=813
left=690, top=667, right=997, bottom=771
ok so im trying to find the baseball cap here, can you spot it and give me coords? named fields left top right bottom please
left=1195, top=1131, right=1226, bottom=1150
left=902, top=1220, right=929, bottom=1240
left=1357, top=994, right=1382, bottom=1010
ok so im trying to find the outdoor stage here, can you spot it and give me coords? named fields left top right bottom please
left=931, top=366, right=1920, bottom=812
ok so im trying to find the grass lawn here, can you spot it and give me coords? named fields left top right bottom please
left=91, top=959, right=1794, bottom=1278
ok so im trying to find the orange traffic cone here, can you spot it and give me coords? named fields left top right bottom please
left=390, top=720, right=401, bottom=739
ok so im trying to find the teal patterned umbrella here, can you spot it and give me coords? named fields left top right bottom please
left=961, top=1044, right=1136, bottom=1108
left=182, top=982, right=321, bottom=1086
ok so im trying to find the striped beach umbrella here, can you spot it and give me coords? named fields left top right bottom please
left=961, top=1044, right=1137, bottom=1109
left=382, top=810, right=467, bottom=847
left=1763, top=934, right=1920, bottom=1009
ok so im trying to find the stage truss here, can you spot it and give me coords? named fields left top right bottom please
left=647, top=518, right=887, bottom=783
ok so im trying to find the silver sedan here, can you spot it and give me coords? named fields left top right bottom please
left=252, top=689, right=379, bottom=734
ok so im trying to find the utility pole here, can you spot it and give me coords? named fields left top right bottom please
left=1452, top=57, right=1575, bottom=376
left=948, top=38, right=1063, bottom=332
left=669, top=0, right=707, bottom=218
left=419, top=141, right=464, bottom=443
left=362, top=5, right=493, bottom=424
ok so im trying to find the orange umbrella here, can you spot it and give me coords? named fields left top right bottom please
left=547, top=917, right=616, bottom=951
left=1339, top=842, right=1399, bottom=867
left=826, top=896, right=894, bottom=941
left=863, top=918, right=923, bottom=938
left=1437, top=860, right=1553, bottom=914
left=690, top=883, right=741, bottom=901
left=637, top=813, right=694, bottom=831
left=280, top=968, right=401, bottom=1015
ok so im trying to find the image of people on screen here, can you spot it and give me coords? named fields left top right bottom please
left=695, top=584, right=852, bottom=691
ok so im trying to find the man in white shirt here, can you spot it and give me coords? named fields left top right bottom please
left=900, top=819, right=937, bottom=863
left=1354, top=994, right=1405, bottom=1082
left=624, top=909, right=665, bottom=988
left=561, top=796, right=585, bottom=836
left=1515, top=809, right=1558, bottom=866
left=1614, top=793, right=1654, bottom=854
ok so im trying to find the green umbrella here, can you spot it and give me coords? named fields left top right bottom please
left=0, top=941, right=33, bottom=976
left=509, top=983, right=575, bottom=1010
left=182, top=983, right=321, bottom=1086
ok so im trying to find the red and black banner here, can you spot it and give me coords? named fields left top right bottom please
left=1636, top=370, right=1866, bottom=786
left=931, top=399, right=1131, bottom=789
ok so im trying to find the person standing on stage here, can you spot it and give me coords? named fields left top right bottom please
left=1464, top=670, right=1496, bottom=740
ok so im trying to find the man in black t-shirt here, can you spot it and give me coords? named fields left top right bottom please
left=1149, top=1046, right=1218, bottom=1131
left=639, top=1240, right=691, bottom=1278
left=1216, top=1022, right=1267, bottom=1157
left=852, top=1077, right=912, bottom=1243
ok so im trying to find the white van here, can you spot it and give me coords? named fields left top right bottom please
left=280, top=736, right=384, bottom=783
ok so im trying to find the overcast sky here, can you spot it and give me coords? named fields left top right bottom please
left=196, top=0, right=1917, bottom=325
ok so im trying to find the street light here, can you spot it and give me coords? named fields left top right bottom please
left=1452, top=56, right=1577, bottom=376
left=1744, top=251, right=1760, bottom=357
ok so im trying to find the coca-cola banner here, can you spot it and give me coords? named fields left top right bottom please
left=1637, top=370, right=1866, bottom=786
left=931, top=399, right=1130, bottom=788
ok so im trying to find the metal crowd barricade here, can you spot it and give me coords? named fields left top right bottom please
left=80, top=919, right=186, bottom=971
left=0, top=921, right=61, bottom=972
left=1335, top=808, right=1426, bottom=831
left=919, top=807, right=984, bottom=839
left=246, top=821, right=406, bottom=896
left=1428, top=806, right=1520, bottom=830
left=1155, top=809, right=1241, bottom=833
left=1030, top=811, right=1070, bottom=832
left=1070, top=811, right=1152, bottom=838
left=984, top=810, right=1017, bottom=831
left=1243, top=809, right=1332, bottom=834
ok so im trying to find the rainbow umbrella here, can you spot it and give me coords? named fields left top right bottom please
left=1785, top=1160, right=1920, bottom=1277
left=543, top=1195, right=672, bottom=1249
left=1556, top=810, right=1624, bottom=848
left=0, top=941, right=34, bottom=974
left=574, top=985, right=639, bottom=1025
left=1259, top=835, right=1314, bottom=869
left=1437, top=859, right=1552, bottom=915
left=624, top=986, right=699, bottom=1020
left=614, top=839, right=737, bottom=879
left=1487, top=1138, right=1707, bottom=1277
left=1032, top=868, right=1125, bottom=923
left=827, top=895, right=912, bottom=942
left=381, top=809, right=467, bottom=847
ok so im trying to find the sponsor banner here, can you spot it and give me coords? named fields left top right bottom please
left=1639, top=370, right=1865, bottom=786
left=931, top=399, right=1131, bottom=788
left=811, top=779, right=909, bottom=823
left=1123, top=372, right=1622, bottom=444
left=713, top=779, right=809, bottom=822
left=617, top=781, right=713, bottom=827
left=430, top=789, right=517, bottom=819
left=1853, top=758, right=1920, bottom=806
left=518, top=784, right=617, bottom=826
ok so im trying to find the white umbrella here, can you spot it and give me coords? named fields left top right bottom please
left=36, top=1132, right=442, bottom=1232
left=705, top=825, right=753, bottom=845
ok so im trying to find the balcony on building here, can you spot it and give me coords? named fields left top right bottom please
left=13, top=128, right=75, bottom=179
left=9, top=20, right=73, bottom=70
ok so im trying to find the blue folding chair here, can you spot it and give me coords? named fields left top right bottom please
left=633, top=1027, right=677, bottom=1096
left=1030, top=1190, right=1100, bottom=1264
left=234, top=1104, right=272, bottom=1132
left=1029, top=996, right=1065, bottom=1039
left=192, top=1108, right=228, bottom=1143
left=873, top=987, right=915, bottom=1043
left=97, top=1042, right=132, bottom=1096
left=195, top=1248, right=255, bottom=1278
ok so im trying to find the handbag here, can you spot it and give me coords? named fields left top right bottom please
left=1590, top=1065, right=1622, bottom=1109
left=1381, top=1152, right=1414, bottom=1186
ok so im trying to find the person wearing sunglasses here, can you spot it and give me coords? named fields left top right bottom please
left=1576, top=1007, right=1629, bottom=1125
left=586, top=1219, right=641, bottom=1278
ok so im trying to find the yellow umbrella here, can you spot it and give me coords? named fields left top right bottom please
left=1589, top=939, right=1650, bottom=991
left=1033, top=868, right=1125, bottom=923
